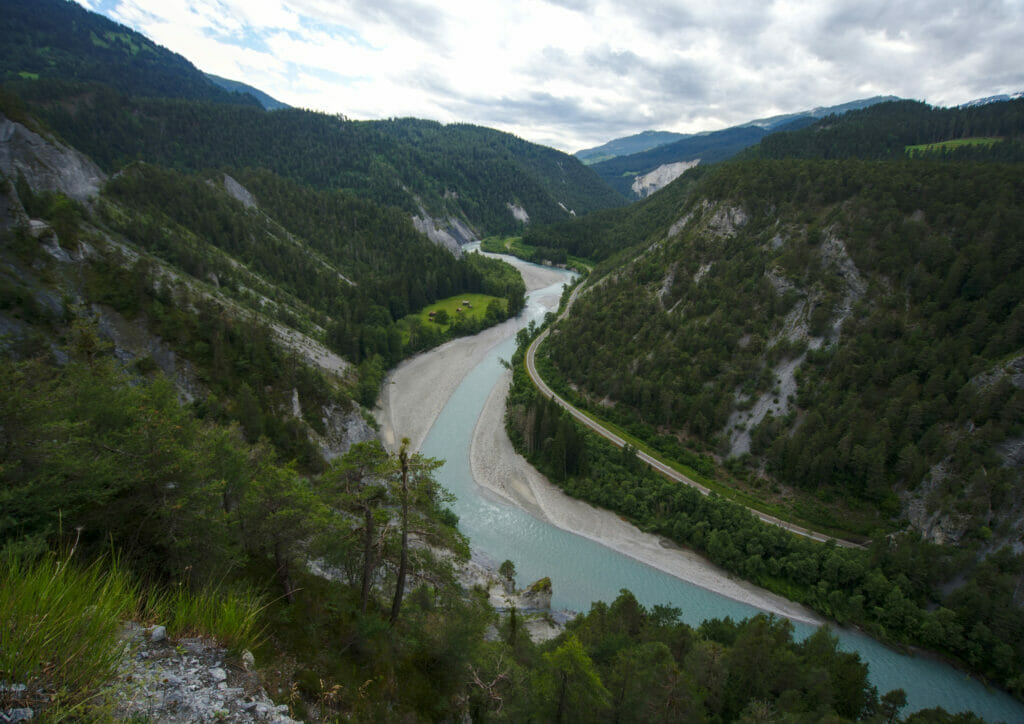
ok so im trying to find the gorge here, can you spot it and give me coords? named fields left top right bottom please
left=380, top=245, right=1024, bottom=721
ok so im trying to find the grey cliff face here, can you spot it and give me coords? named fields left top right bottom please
left=0, top=113, right=106, bottom=202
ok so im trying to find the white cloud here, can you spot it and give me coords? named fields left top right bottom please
left=92, top=0, right=1024, bottom=152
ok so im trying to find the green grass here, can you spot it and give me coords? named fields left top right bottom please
left=0, top=551, right=140, bottom=716
left=0, top=550, right=267, bottom=718
left=480, top=236, right=593, bottom=273
left=413, top=293, right=504, bottom=332
left=151, top=582, right=266, bottom=653
left=905, top=137, right=1001, bottom=155
left=480, top=235, right=528, bottom=257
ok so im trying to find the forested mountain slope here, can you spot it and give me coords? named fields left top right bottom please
left=512, top=155, right=1024, bottom=692
left=0, top=96, right=526, bottom=472
left=9, top=82, right=622, bottom=237
left=754, top=98, right=1024, bottom=160
left=544, top=158, right=1024, bottom=547
left=1, top=0, right=623, bottom=238
left=205, top=73, right=289, bottom=110
left=0, top=0, right=256, bottom=106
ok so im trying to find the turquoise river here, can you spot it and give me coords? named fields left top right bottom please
left=419, top=255, right=1023, bottom=721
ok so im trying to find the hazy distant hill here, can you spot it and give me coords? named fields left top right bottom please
left=592, top=124, right=778, bottom=197
left=575, top=130, right=688, bottom=165
left=588, top=97, right=900, bottom=197
left=206, top=73, right=290, bottom=110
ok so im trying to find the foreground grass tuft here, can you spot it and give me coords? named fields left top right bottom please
left=0, top=551, right=138, bottom=716
left=0, top=551, right=267, bottom=718
left=152, top=582, right=266, bottom=653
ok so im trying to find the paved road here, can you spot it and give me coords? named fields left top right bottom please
left=525, top=281, right=863, bottom=549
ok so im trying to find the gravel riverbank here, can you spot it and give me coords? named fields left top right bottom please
left=377, top=255, right=821, bottom=626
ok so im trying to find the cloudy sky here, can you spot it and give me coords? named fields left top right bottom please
left=79, top=0, right=1024, bottom=153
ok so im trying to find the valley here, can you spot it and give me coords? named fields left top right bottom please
left=381, top=247, right=1024, bottom=720
left=2, top=0, right=1023, bottom=720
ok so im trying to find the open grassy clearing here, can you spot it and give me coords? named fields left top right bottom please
left=905, top=137, right=1001, bottom=154
left=410, top=293, right=505, bottom=332
left=480, top=236, right=593, bottom=273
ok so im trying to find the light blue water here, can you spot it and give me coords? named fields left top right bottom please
left=421, top=261, right=1024, bottom=722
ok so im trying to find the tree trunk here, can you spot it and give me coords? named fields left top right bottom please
left=360, top=504, right=374, bottom=613
left=555, top=671, right=567, bottom=724
left=390, top=444, right=410, bottom=624
left=275, top=540, right=295, bottom=604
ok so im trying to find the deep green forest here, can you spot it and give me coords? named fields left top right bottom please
left=538, top=159, right=1024, bottom=529
left=0, top=0, right=257, bottom=105
left=0, top=351, right=929, bottom=720
left=508, top=326, right=1024, bottom=696
left=502, top=138, right=1024, bottom=699
left=754, top=99, right=1024, bottom=161
left=7, top=81, right=622, bottom=234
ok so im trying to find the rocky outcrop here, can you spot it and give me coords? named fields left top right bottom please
left=0, top=171, right=28, bottom=231
left=631, top=159, right=700, bottom=198
left=412, top=213, right=477, bottom=255
left=93, top=304, right=206, bottom=403
left=223, top=174, right=258, bottom=209
left=107, top=623, right=299, bottom=723
left=0, top=113, right=105, bottom=202
left=456, top=553, right=572, bottom=643
left=520, top=577, right=552, bottom=610
left=707, top=203, right=748, bottom=238
left=316, top=402, right=376, bottom=461
left=901, top=462, right=972, bottom=546
left=724, top=229, right=867, bottom=457
left=506, top=202, right=530, bottom=224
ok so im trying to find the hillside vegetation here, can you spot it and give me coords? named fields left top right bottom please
left=0, top=0, right=1019, bottom=717
left=754, top=98, right=1024, bottom=161
left=510, top=135, right=1024, bottom=692
left=10, top=81, right=623, bottom=235
left=0, top=0, right=256, bottom=105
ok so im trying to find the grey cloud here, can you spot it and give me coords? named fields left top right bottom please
left=581, top=47, right=649, bottom=77
left=294, top=0, right=446, bottom=46
left=540, top=0, right=597, bottom=12
left=631, top=2, right=697, bottom=36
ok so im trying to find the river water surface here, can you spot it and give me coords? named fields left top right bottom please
left=419, top=254, right=1023, bottom=721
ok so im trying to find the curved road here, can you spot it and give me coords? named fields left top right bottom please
left=525, top=281, right=862, bottom=549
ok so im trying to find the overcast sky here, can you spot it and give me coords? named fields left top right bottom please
left=80, top=0, right=1024, bottom=153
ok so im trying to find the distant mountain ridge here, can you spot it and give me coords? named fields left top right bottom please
left=960, top=90, right=1024, bottom=108
left=205, top=73, right=290, bottom=111
left=575, top=130, right=689, bottom=165
left=582, top=96, right=901, bottom=197
left=739, top=95, right=901, bottom=130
